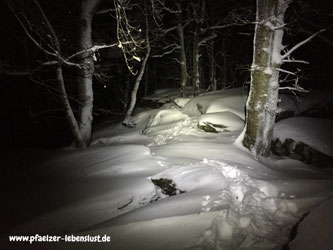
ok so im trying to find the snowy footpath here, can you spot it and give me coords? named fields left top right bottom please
left=2, top=88, right=333, bottom=250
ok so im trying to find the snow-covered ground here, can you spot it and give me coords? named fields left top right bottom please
left=2, top=88, right=333, bottom=250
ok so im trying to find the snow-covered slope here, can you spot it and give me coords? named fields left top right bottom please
left=2, top=88, right=333, bottom=250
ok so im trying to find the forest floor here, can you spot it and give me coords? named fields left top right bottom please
left=2, top=88, right=333, bottom=250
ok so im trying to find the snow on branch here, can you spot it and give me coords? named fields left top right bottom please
left=277, top=68, right=297, bottom=76
left=279, top=85, right=310, bottom=93
left=282, top=29, right=326, bottom=59
left=65, top=42, right=127, bottom=61
left=283, top=59, right=309, bottom=64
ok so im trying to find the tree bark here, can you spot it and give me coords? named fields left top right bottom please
left=78, top=0, right=100, bottom=146
left=176, top=7, right=188, bottom=98
left=241, top=0, right=290, bottom=156
left=55, top=65, right=86, bottom=148
left=123, top=9, right=150, bottom=127
left=209, top=43, right=217, bottom=91
left=192, top=22, right=200, bottom=97
left=32, top=0, right=87, bottom=148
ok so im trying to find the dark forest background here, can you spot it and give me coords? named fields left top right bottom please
left=0, top=0, right=332, bottom=150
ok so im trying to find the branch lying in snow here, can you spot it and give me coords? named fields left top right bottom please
left=282, top=29, right=326, bottom=59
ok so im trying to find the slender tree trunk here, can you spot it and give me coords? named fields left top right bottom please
left=221, top=40, right=227, bottom=89
left=176, top=9, right=188, bottom=98
left=144, top=63, right=149, bottom=97
left=55, top=65, right=86, bottom=148
left=209, top=44, right=217, bottom=91
left=31, top=0, right=87, bottom=148
left=222, top=54, right=227, bottom=88
left=192, top=23, right=200, bottom=97
left=192, top=0, right=204, bottom=97
left=241, top=0, right=290, bottom=156
left=78, top=0, right=100, bottom=146
left=123, top=11, right=150, bottom=127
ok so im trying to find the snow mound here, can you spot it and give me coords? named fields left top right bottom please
left=274, top=117, right=333, bottom=156
left=181, top=88, right=247, bottom=119
left=145, top=109, right=188, bottom=127
left=143, top=110, right=190, bottom=142
left=174, top=97, right=191, bottom=108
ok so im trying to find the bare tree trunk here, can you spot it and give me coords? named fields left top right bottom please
left=192, top=0, right=205, bottom=97
left=176, top=7, right=188, bottom=98
left=55, top=65, right=86, bottom=148
left=123, top=10, right=150, bottom=127
left=144, top=64, right=149, bottom=97
left=32, top=0, right=87, bottom=148
left=78, top=0, right=100, bottom=146
left=192, top=23, right=200, bottom=97
left=241, top=0, right=290, bottom=156
left=222, top=54, right=227, bottom=88
left=209, top=44, right=217, bottom=91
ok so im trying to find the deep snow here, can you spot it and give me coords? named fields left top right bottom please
left=2, top=88, right=333, bottom=250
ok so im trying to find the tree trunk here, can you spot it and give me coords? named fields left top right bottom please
left=192, top=23, right=200, bottom=97
left=78, top=0, right=100, bottom=146
left=55, top=65, right=86, bottom=148
left=209, top=44, right=217, bottom=91
left=123, top=10, right=150, bottom=127
left=31, top=0, right=87, bottom=148
left=176, top=9, right=188, bottom=98
left=241, top=0, right=290, bottom=156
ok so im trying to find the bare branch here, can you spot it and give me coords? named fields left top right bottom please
left=161, top=25, right=178, bottom=35
left=279, top=85, right=310, bottom=92
left=65, top=43, right=122, bottom=61
left=7, top=1, right=57, bottom=57
left=0, top=61, right=58, bottom=76
left=152, top=43, right=180, bottom=58
left=199, top=33, right=217, bottom=46
left=277, top=68, right=297, bottom=76
left=282, top=29, right=326, bottom=59
left=279, top=77, right=310, bottom=93
left=204, top=22, right=245, bottom=32
left=153, top=0, right=181, bottom=14
left=283, top=59, right=310, bottom=64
